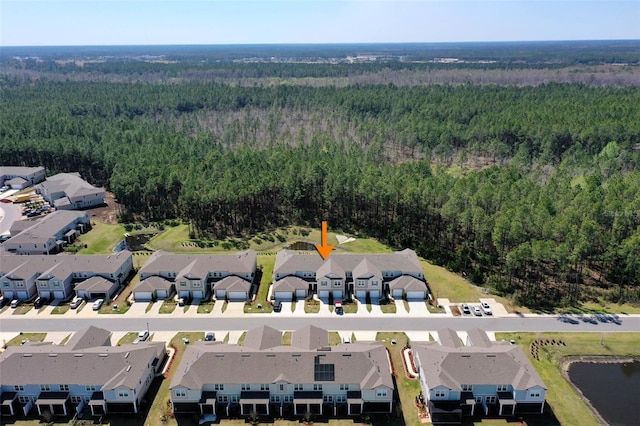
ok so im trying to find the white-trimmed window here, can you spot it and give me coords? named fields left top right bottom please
left=175, top=389, right=186, bottom=397
left=497, top=384, right=508, bottom=392
left=59, top=384, right=69, bottom=391
left=461, top=384, right=473, bottom=392
left=376, top=388, right=388, bottom=397
left=270, top=395, right=280, bottom=402
left=214, top=384, right=224, bottom=391
left=333, top=280, right=342, bottom=287
left=19, top=396, right=30, bottom=404
left=323, top=395, right=333, bottom=403
left=71, top=396, right=82, bottom=404
left=435, top=390, right=446, bottom=398
left=231, top=395, right=239, bottom=403
left=40, top=385, right=50, bottom=391
left=260, top=384, right=269, bottom=391
left=294, top=384, right=303, bottom=391
left=530, top=391, right=541, bottom=398
left=118, top=390, right=129, bottom=398
left=14, top=385, right=25, bottom=391
left=321, top=281, right=328, bottom=287
left=284, top=395, right=293, bottom=403
left=313, top=384, right=322, bottom=391
left=218, top=395, right=228, bottom=403
left=485, top=396, right=496, bottom=403
left=241, top=384, right=250, bottom=391
left=86, top=385, right=96, bottom=391
left=357, top=280, right=366, bottom=287
left=339, top=384, right=349, bottom=391
left=336, top=395, right=346, bottom=402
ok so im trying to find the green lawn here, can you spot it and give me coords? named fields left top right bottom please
left=51, top=304, right=70, bottom=315
left=376, top=332, right=422, bottom=426
left=342, top=300, right=358, bottom=314
left=380, top=299, right=397, bottom=314
left=328, top=332, right=342, bottom=346
left=77, top=221, right=126, bottom=254
left=496, top=332, right=640, bottom=426
left=245, top=254, right=276, bottom=313
left=159, top=300, right=177, bottom=314
left=197, top=300, right=215, bottom=314
left=11, top=304, right=33, bottom=315
left=5, top=333, right=47, bottom=347
left=117, top=332, right=141, bottom=346
left=305, top=298, right=320, bottom=313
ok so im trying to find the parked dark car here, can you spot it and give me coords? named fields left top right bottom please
left=34, top=297, right=44, bottom=308
left=273, top=300, right=282, bottom=312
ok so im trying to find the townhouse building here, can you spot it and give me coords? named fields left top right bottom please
left=170, top=325, right=394, bottom=419
left=36, top=172, right=105, bottom=210
left=0, top=166, right=46, bottom=190
left=272, top=248, right=428, bottom=302
left=0, top=251, right=133, bottom=301
left=133, top=250, right=257, bottom=302
left=2, top=211, right=91, bottom=255
left=412, top=328, right=547, bottom=424
left=0, top=326, right=166, bottom=419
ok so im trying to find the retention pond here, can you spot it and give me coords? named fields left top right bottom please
left=567, top=359, right=640, bottom=426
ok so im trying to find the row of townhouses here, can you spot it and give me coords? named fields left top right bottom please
left=36, top=172, right=106, bottom=210
left=0, top=251, right=133, bottom=301
left=0, top=326, right=166, bottom=418
left=0, top=326, right=547, bottom=423
left=131, top=248, right=429, bottom=303
left=2, top=211, right=91, bottom=255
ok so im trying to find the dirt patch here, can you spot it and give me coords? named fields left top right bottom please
left=86, top=192, right=120, bottom=224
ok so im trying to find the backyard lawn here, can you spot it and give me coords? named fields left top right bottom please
left=77, top=221, right=126, bottom=254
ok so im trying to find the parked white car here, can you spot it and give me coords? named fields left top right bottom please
left=70, top=297, right=83, bottom=309
left=481, top=302, right=493, bottom=315
left=92, top=299, right=104, bottom=310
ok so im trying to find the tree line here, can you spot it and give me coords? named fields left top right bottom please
left=1, top=79, right=638, bottom=309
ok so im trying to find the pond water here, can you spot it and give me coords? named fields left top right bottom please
left=287, top=241, right=316, bottom=251
left=568, top=360, right=640, bottom=426
left=124, top=233, right=155, bottom=251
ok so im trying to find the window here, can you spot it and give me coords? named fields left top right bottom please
left=241, top=384, right=251, bottom=391
left=14, top=385, right=25, bottom=391
left=214, top=384, right=224, bottom=391
left=434, top=390, right=446, bottom=398
left=71, top=396, right=82, bottom=403
left=323, top=395, right=333, bottom=403
left=336, top=395, right=346, bottom=402
left=86, top=385, right=96, bottom=391
left=475, top=396, right=483, bottom=404
left=321, top=281, right=328, bottom=287
left=53, top=282, right=61, bottom=288
left=39, top=282, right=47, bottom=287
left=376, top=388, right=388, bottom=397
left=313, top=384, right=322, bottom=391
left=218, top=395, right=228, bottom=403
left=284, top=395, right=293, bottom=403
left=339, top=384, right=349, bottom=391
left=193, top=282, right=201, bottom=287
left=530, top=392, right=541, bottom=398
left=371, top=281, right=378, bottom=286
left=118, top=390, right=129, bottom=398
left=485, top=396, right=496, bottom=404
left=19, top=396, right=30, bottom=404
left=461, top=384, right=473, bottom=392
left=40, top=385, right=51, bottom=391
left=59, top=384, right=69, bottom=391
left=333, top=280, right=342, bottom=287
left=260, top=384, right=269, bottom=391
left=270, top=395, right=280, bottom=402
left=231, top=395, right=239, bottom=403
left=357, top=281, right=366, bottom=287
left=294, top=384, right=303, bottom=391
left=279, top=384, right=285, bottom=391
left=497, top=385, right=508, bottom=392
left=16, top=282, right=25, bottom=288
left=175, top=389, right=186, bottom=397
left=180, top=281, right=186, bottom=287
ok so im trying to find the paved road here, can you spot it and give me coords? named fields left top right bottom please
left=1, top=314, right=637, bottom=334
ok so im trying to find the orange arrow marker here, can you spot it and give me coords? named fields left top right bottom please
left=315, top=221, right=335, bottom=260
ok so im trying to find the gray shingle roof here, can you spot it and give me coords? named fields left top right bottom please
left=65, top=326, right=111, bottom=351
left=74, top=276, right=117, bottom=293
left=272, top=276, right=309, bottom=292
left=213, top=276, right=251, bottom=292
left=0, top=326, right=165, bottom=390
left=139, top=250, right=256, bottom=277
left=244, top=325, right=282, bottom=350
left=388, top=275, right=427, bottom=291
left=413, top=328, right=546, bottom=391
left=171, top=326, right=393, bottom=392
left=291, top=325, right=328, bottom=350
left=274, top=249, right=423, bottom=280
left=38, top=172, right=104, bottom=199
left=134, top=276, right=173, bottom=292
left=4, top=210, right=88, bottom=246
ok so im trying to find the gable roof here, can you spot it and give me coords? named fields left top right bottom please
left=65, top=326, right=111, bottom=350
left=413, top=328, right=546, bottom=392
left=244, top=325, right=282, bottom=350
left=134, top=276, right=173, bottom=292
left=139, top=250, right=256, bottom=277
left=388, top=275, right=427, bottom=291
left=0, top=326, right=165, bottom=390
left=291, top=325, right=328, bottom=350
left=38, top=172, right=104, bottom=199
left=272, top=276, right=309, bottom=292
left=213, top=276, right=251, bottom=292
left=171, top=326, right=393, bottom=392
left=74, top=276, right=117, bottom=293
left=4, top=210, right=89, bottom=246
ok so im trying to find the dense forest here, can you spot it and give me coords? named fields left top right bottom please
left=1, top=45, right=639, bottom=309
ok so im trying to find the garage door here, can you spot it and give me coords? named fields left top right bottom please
left=40, top=291, right=51, bottom=299
left=3, top=291, right=14, bottom=299
left=17, top=291, right=28, bottom=299
left=332, top=290, right=343, bottom=300
left=135, top=292, right=152, bottom=302
left=192, top=291, right=204, bottom=299
left=296, top=289, right=307, bottom=298
left=392, top=289, right=403, bottom=298
left=53, top=291, right=65, bottom=299
left=369, top=290, right=380, bottom=299
left=156, top=290, right=167, bottom=300
left=275, top=292, right=293, bottom=301
left=406, top=291, right=425, bottom=300
left=179, top=290, right=190, bottom=298
left=318, top=290, right=329, bottom=299
left=228, top=291, right=246, bottom=301
left=355, top=290, right=367, bottom=299
left=216, top=290, right=226, bottom=299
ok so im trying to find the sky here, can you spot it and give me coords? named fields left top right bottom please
left=1, top=0, right=639, bottom=46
